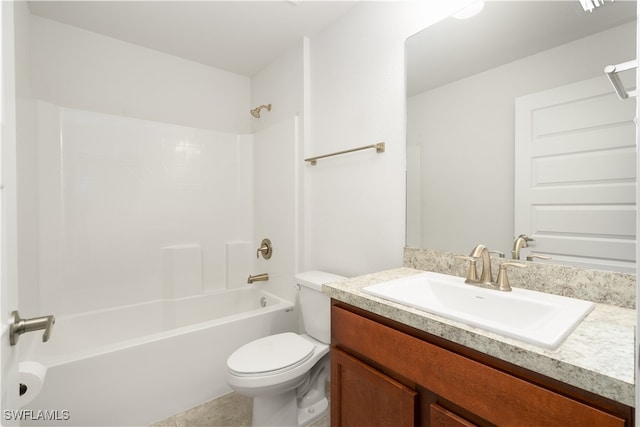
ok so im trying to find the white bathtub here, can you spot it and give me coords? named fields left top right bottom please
left=21, top=287, right=296, bottom=426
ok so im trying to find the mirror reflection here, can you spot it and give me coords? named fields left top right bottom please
left=406, top=1, right=637, bottom=273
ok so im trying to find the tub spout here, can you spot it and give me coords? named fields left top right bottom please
left=247, top=273, right=269, bottom=284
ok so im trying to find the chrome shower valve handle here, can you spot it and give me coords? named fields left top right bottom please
left=9, top=310, right=55, bottom=346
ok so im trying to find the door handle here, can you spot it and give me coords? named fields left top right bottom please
left=9, top=310, right=55, bottom=346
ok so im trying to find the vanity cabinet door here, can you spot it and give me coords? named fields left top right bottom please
left=332, top=303, right=629, bottom=427
left=331, top=347, right=416, bottom=427
left=430, top=404, right=477, bottom=427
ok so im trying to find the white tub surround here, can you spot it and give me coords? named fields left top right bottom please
left=225, top=241, right=253, bottom=289
left=162, top=244, right=203, bottom=298
left=33, top=103, right=255, bottom=317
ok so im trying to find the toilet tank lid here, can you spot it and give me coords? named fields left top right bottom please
left=295, top=271, right=346, bottom=292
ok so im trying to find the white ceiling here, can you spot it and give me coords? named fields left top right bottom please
left=27, top=0, right=360, bottom=77
left=26, top=1, right=639, bottom=91
left=407, top=0, right=637, bottom=96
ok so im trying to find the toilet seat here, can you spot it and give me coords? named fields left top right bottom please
left=227, top=332, right=315, bottom=376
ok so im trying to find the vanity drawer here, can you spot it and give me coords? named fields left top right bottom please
left=331, top=304, right=625, bottom=427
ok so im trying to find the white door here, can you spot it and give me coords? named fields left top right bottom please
left=1, top=0, right=21, bottom=422
left=515, top=75, right=636, bottom=273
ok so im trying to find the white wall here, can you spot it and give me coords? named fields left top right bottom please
left=15, top=12, right=258, bottom=316
left=14, top=2, right=38, bottom=317
left=30, top=15, right=251, bottom=134
left=249, top=43, right=305, bottom=304
left=13, top=0, right=480, bottom=315
left=14, top=2, right=31, bottom=99
left=305, top=1, right=468, bottom=277
left=635, top=0, right=639, bottom=414
left=2, top=0, right=21, bottom=414
left=252, top=117, right=300, bottom=302
left=407, top=21, right=636, bottom=255
left=35, top=105, right=253, bottom=316
left=250, top=43, right=303, bottom=134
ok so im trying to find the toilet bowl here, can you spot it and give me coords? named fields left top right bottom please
left=226, top=271, right=345, bottom=427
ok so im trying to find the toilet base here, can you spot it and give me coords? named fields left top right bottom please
left=297, top=354, right=330, bottom=425
left=253, top=389, right=299, bottom=426
left=250, top=355, right=330, bottom=427
left=252, top=393, right=329, bottom=427
left=297, top=396, right=328, bottom=426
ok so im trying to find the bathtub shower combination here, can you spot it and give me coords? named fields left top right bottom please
left=18, top=103, right=300, bottom=426
left=22, top=288, right=295, bottom=426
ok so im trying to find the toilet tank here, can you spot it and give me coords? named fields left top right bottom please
left=296, top=271, right=346, bottom=344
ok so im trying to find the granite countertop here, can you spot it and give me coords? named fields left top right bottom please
left=323, top=267, right=635, bottom=407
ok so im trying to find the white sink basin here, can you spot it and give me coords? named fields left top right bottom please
left=362, top=271, right=595, bottom=349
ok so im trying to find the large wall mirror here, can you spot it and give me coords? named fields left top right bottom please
left=406, top=1, right=637, bottom=273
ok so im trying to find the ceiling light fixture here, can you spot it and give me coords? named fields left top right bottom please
left=453, top=0, right=485, bottom=20
left=578, top=0, right=614, bottom=12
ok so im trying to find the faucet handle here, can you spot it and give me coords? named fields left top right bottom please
left=526, top=254, right=552, bottom=262
left=455, top=255, right=479, bottom=282
left=495, top=262, right=527, bottom=292
left=256, top=238, right=272, bottom=259
left=489, top=250, right=505, bottom=258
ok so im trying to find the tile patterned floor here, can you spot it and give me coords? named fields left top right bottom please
left=149, top=392, right=329, bottom=427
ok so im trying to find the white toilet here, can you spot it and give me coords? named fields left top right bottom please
left=226, top=271, right=345, bottom=427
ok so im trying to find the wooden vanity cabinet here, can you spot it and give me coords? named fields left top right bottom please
left=330, top=301, right=633, bottom=427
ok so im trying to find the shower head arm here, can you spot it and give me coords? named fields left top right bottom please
left=250, top=103, right=272, bottom=118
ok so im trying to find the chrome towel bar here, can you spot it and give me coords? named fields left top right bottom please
left=304, top=142, right=385, bottom=165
